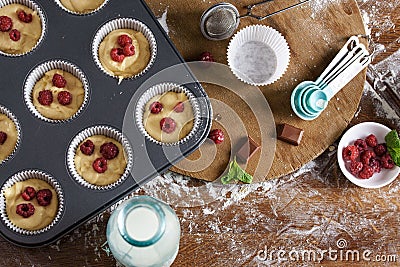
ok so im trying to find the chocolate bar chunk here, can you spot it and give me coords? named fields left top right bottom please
left=237, top=135, right=260, bottom=163
left=277, top=123, right=304, bottom=146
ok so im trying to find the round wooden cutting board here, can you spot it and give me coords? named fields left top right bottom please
left=146, top=0, right=368, bottom=182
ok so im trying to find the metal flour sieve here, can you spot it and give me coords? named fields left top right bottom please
left=200, top=0, right=311, bottom=41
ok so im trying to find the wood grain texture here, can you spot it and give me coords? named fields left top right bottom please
left=164, top=0, right=369, bottom=181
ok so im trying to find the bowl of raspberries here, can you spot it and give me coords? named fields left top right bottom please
left=338, top=122, right=400, bottom=188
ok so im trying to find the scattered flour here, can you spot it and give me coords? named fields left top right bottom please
left=157, top=8, right=169, bottom=36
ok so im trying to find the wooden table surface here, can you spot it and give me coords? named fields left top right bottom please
left=167, top=0, right=369, bottom=182
left=1, top=0, right=399, bottom=266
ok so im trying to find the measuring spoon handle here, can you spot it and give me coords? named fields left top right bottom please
left=320, top=43, right=367, bottom=89
left=315, top=36, right=359, bottom=86
left=323, top=54, right=371, bottom=99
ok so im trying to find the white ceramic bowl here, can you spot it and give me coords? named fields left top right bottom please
left=337, top=122, right=400, bottom=188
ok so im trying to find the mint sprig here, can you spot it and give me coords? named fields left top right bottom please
left=221, top=158, right=253, bottom=184
left=385, top=130, right=400, bottom=167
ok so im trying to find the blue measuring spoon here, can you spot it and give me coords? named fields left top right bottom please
left=304, top=53, right=371, bottom=113
left=290, top=81, right=320, bottom=120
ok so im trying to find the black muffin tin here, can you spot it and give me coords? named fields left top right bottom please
left=0, top=0, right=212, bottom=246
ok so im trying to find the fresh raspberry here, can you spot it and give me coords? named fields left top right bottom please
left=365, top=134, right=378, bottom=148
left=0, top=16, right=12, bottom=32
left=381, top=153, right=395, bottom=169
left=80, top=139, right=95, bottom=155
left=16, top=203, right=35, bottom=218
left=200, top=51, right=214, bottom=62
left=38, top=90, right=53, bottom=105
left=0, top=131, right=7, bottom=145
left=122, top=44, right=135, bottom=56
left=150, top=101, right=163, bottom=114
left=208, top=129, right=224, bottom=144
left=57, top=91, right=72, bottom=105
left=173, top=102, right=184, bottom=113
left=21, top=186, right=36, bottom=201
left=354, top=139, right=368, bottom=152
left=117, top=34, right=132, bottom=47
left=52, top=74, right=67, bottom=88
left=9, top=29, right=20, bottom=41
left=349, top=161, right=363, bottom=176
left=342, top=145, right=359, bottom=161
left=17, top=10, right=32, bottom=23
left=93, top=157, right=107, bottom=173
left=110, top=48, right=125, bottom=62
left=36, top=189, right=52, bottom=206
left=369, top=157, right=381, bottom=173
left=360, top=150, right=375, bottom=165
left=160, top=117, right=176, bottom=133
left=100, top=142, right=119, bottom=160
left=373, top=143, right=387, bottom=157
left=358, top=165, right=374, bottom=179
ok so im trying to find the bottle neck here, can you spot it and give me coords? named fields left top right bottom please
left=117, top=196, right=166, bottom=247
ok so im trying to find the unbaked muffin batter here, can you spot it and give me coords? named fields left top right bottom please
left=74, top=135, right=127, bottom=186
left=98, top=29, right=150, bottom=79
left=143, top=91, right=194, bottom=143
left=0, top=4, right=41, bottom=55
left=0, top=113, right=18, bottom=162
left=5, top=179, right=58, bottom=231
left=32, top=69, right=85, bottom=120
left=59, top=0, right=105, bottom=14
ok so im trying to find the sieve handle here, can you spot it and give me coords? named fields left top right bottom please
left=240, top=0, right=311, bottom=20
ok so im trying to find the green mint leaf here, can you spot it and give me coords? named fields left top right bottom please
left=240, top=171, right=253, bottom=184
left=220, top=158, right=254, bottom=184
left=388, top=147, right=400, bottom=167
left=221, top=160, right=236, bottom=184
left=385, top=130, right=400, bottom=148
left=385, top=130, right=400, bottom=167
left=221, top=174, right=233, bottom=184
left=232, top=158, right=254, bottom=184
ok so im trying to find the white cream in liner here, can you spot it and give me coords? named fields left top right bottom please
left=135, top=83, right=201, bottom=146
left=0, top=105, right=21, bottom=165
left=67, top=125, right=134, bottom=190
left=0, top=170, right=64, bottom=235
left=227, top=25, right=290, bottom=86
left=23, top=60, right=90, bottom=123
left=0, top=0, right=47, bottom=57
left=92, top=18, right=157, bottom=82
left=54, top=0, right=108, bottom=15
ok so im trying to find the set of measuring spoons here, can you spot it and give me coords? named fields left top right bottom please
left=291, top=36, right=372, bottom=120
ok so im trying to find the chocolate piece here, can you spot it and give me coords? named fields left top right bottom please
left=237, top=136, right=260, bottom=163
left=277, top=123, right=304, bottom=146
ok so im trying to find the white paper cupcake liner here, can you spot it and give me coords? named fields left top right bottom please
left=135, top=83, right=201, bottom=146
left=0, top=0, right=47, bottom=57
left=0, top=169, right=64, bottom=235
left=227, top=25, right=290, bottom=86
left=66, top=125, right=134, bottom=190
left=23, top=59, right=90, bottom=123
left=54, top=0, right=108, bottom=15
left=0, top=105, right=21, bottom=165
left=92, top=18, right=157, bottom=81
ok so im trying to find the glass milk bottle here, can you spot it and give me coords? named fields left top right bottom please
left=106, top=195, right=181, bottom=267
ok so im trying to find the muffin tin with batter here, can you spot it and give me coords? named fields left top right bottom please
left=0, top=0, right=212, bottom=247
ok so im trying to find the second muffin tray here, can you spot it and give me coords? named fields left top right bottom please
left=0, top=0, right=212, bottom=246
